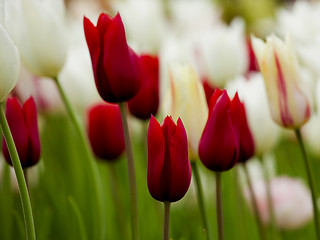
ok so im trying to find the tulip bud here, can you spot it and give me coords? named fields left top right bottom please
left=162, top=65, right=208, bottom=160
left=84, top=13, right=141, bottom=103
left=251, top=34, right=312, bottom=128
left=238, top=103, right=255, bottom=163
left=87, top=102, right=125, bottom=161
left=0, top=25, right=20, bottom=102
left=2, top=97, right=41, bottom=168
left=5, top=0, right=67, bottom=78
left=128, top=55, right=159, bottom=119
left=199, top=89, right=241, bottom=172
left=147, top=115, right=191, bottom=202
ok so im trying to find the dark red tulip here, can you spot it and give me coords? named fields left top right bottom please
left=147, top=115, right=191, bottom=202
left=238, top=103, right=255, bottom=163
left=87, top=102, right=125, bottom=160
left=84, top=13, right=141, bottom=103
left=2, top=97, right=41, bottom=168
left=198, top=89, right=241, bottom=172
left=128, top=55, right=159, bottom=119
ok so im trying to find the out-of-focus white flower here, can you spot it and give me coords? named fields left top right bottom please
left=243, top=176, right=313, bottom=230
left=227, top=73, right=281, bottom=155
left=4, top=0, right=68, bottom=78
left=0, top=24, right=20, bottom=102
left=252, top=34, right=312, bottom=129
left=162, top=64, right=208, bottom=160
left=114, top=0, right=166, bottom=53
left=302, top=79, right=320, bottom=156
left=199, top=18, right=249, bottom=88
left=276, top=1, right=320, bottom=78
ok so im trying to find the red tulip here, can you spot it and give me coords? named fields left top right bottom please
left=147, top=115, right=191, bottom=202
left=87, top=102, right=125, bottom=160
left=84, top=13, right=141, bottom=103
left=128, top=55, right=159, bottom=119
left=202, top=80, right=215, bottom=106
left=199, top=89, right=241, bottom=172
left=238, top=103, right=255, bottom=163
left=2, top=97, right=41, bottom=168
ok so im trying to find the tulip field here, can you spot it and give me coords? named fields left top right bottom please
left=1, top=0, right=320, bottom=240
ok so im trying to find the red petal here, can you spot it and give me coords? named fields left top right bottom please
left=2, top=98, right=29, bottom=167
left=23, top=97, right=41, bottom=167
left=208, top=89, right=224, bottom=115
left=87, top=103, right=125, bottom=160
left=128, top=55, right=159, bottom=119
left=168, top=118, right=191, bottom=202
left=238, top=103, right=255, bottom=162
left=199, top=92, right=239, bottom=171
left=147, top=115, right=165, bottom=201
left=103, top=13, right=141, bottom=102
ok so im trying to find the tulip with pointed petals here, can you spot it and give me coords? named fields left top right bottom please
left=2, top=97, right=41, bottom=168
left=251, top=34, right=311, bottom=128
left=84, top=13, right=141, bottom=103
left=147, top=115, right=191, bottom=202
left=87, top=102, right=125, bottom=160
left=128, top=55, right=159, bottom=119
left=199, top=89, right=241, bottom=172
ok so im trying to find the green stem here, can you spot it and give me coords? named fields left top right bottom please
left=215, top=172, right=224, bottom=240
left=191, top=161, right=212, bottom=240
left=259, top=155, right=276, bottom=237
left=0, top=101, right=36, bottom=240
left=295, top=129, right=320, bottom=240
left=243, top=163, right=266, bottom=240
left=119, top=103, right=138, bottom=240
left=163, top=201, right=171, bottom=240
left=68, top=197, right=88, bottom=240
left=53, top=77, right=104, bottom=240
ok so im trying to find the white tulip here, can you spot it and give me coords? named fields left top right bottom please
left=4, top=0, right=67, bottom=78
left=0, top=24, right=20, bottom=102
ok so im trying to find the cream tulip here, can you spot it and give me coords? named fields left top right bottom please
left=252, top=34, right=312, bottom=129
left=4, top=0, right=67, bottom=78
left=0, top=24, right=20, bottom=102
left=162, top=64, right=208, bottom=160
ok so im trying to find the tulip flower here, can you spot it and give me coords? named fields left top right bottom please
left=84, top=13, right=141, bottom=103
left=199, top=89, right=241, bottom=172
left=87, top=102, right=125, bottom=160
left=2, top=97, right=41, bottom=168
left=162, top=65, right=208, bottom=160
left=251, top=34, right=311, bottom=129
left=237, top=103, right=255, bottom=163
left=128, top=55, right=159, bottom=119
left=4, top=0, right=67, bottom=78
left=0, top=25, right=20, bottom=102
left=147, top=115, right=191, bottom=202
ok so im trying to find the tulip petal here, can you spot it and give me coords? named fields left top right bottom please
left=2, top=98, right=29, bottom=166
left=103, top=13, right=140, bottom=102
left=147, top=115, right=165, bottom=201
left=168, top=118, right=191, bottom=202
left=23, top=97, right=41, bottom=167
left=199, top=92, right=239, bottom=171
left=0, top=25, right=20, bottom=102
left=208, top=89, right=224, bottom=116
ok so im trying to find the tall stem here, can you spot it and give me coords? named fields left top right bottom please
left=259, top=155, right=276, bottom=237
left=53, top=77, right=104, bottom=240
left=0, top=101, right=36, bottom=240
left=243, top=164, right=266, bottom=240
left=119, top=102, right=138, bottom=240
left=191, top=161, right=212, bottom=240
left=163, top=201, right=171, bottom=240
left=295, top=129, right=320, bottom=240
left=215, top=172, right=224, bottom=240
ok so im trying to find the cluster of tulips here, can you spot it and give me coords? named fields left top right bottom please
left=1, top=0, right=320, bottom=240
